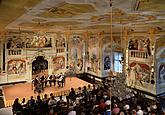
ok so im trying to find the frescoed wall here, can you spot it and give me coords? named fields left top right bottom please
left=69, top=34, right=84, bottom=72
left=7, top=32, right=52, bottom=49
left=128, top=62, right=151, bottom=86
left=7, top=59, right=26, bottom=74
left=104, top=56, right=111, bottom=70
left=158, top=64, right=165, bottom=84
left=156, top=37, right=165, bottom=95
left=102, top=35, right=112, bottom=77
left=26, top=35, right=52, bottom=48
left=87, top=34, right=100, bottom=74
left=53, top=56, right=65, bottom=71
left=157, top=55, right=165, bottom=95
left=126, top=36, right=155, bottom=93
left=128, top=36, right=153, bottom=56
left=55, top=34, right=65, bottom=48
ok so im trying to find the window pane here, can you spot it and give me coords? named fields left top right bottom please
left=114, top=52, right=123, bottom=72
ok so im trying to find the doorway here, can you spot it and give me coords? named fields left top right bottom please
left=32, top=56, right=48, bottom=79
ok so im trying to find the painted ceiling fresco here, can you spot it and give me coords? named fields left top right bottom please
left=0, top=0, right=164, bottom=32
left=38, top=2, right=96, bottom=18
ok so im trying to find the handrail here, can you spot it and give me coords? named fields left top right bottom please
left=129, top=50, right=148, bottom=59
left=8, top=49, right=22, bottom=55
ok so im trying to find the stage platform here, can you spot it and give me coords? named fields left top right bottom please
left=2, top=77, right=91, bottom=107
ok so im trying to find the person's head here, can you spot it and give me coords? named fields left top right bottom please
left=124, top=104, right=130, bottom=111
left=114, top=104, right=118, bottom=108
left=137, top=105, right=141, bottom=110
left=106, top=105, right=111, bottom=110
left=83, top=86, right=86, bottom=90
left=88, top=84, right=91, bottom=88
left=30, top=96, right=33, bottom=100
left=132, top=109, right=136, bottom=114
left=44, top=94, right=47, bottom=98
left=22, top=98, right=25, bottom=102
left=14, top=98, right=19, bottom=104
left=78, top=87, right=81, bottom=90
left=50, top=93, right=53, bottom=97
left=71, top=88, right=74, bottom=91
left=100, top=99, right=104, bottom=103
left=51, top=96, right=54, bottom=99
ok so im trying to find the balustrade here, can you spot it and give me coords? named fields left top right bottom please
left=8, top=49, right=22, bottom=55
left=129, top=50, right=148, bottom=59
left=56, top=48, right=65, bottom=53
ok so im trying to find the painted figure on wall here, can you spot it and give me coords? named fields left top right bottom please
left=129, top=62, right=151, bottom=86
left=26, top=35, right=51, bottom=48
left=104, top=56, right=111, bottom=70
left=7, top=59, right=26, bottom=74
left=77, top=59, right=83, bottom=71
left=55, top=36, right=65, bottom=48
left=53, top=56, right=65, bottom=71
left=128, top=37, right=152, bottom=56
left=69, top=34, right=84, bottom=72
left=87, top=35, right=99, bottom=74
left=158, top=64, right=165, bottom=84
left=7, top=34, right=52, bottom=49
left=7, top=37, right=25, bottom=49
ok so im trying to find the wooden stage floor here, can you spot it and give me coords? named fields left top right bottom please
left=2, top=77, right=91, bottom=107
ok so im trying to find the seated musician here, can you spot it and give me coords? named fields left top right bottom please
left=47, top=75, right=53, bottom=87
left=58, top=73, right=64, bottom=87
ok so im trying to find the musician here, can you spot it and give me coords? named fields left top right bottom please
left=52, top=74, right=56, bottom=86
left=47, top=75, right=53, bottom=87
left=32, top=77, right=38, bottom=91
left=44, top=76, right=48, bottom=87
left=58, top=73, right=64, bottom=87
left=41, top=75, right=45, bottom=90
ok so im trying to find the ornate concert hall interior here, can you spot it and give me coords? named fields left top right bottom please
left=0, top=0, right=165, bottom=114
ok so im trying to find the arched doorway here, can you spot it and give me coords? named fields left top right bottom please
left=32, top=56, right=48, bottom=79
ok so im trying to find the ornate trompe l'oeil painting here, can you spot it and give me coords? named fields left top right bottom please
left=69, top=34, right=84, bottom=72
left=7, top=32, right=52, bottom=49
left=53, top=56, right=65, bottom=71
left=87, top=34, right=100, bottom=74
left=7, top=59, right=26, bottom=74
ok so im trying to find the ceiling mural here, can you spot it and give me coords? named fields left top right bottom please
left=38, top=2, right=96, bottom=18
left=138, top=0, right=165, bottom=11
left=0, top=0, right=164, bottom=33
left=0, top=0, right=42, bottom=31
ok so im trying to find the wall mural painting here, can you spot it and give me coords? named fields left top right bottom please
left=7, top=33, right=52, bottom=49
left=87, top=35, right=100, bottom=73
left=155, top=37, right=165, bottom=53
left=77, top=59, right=83, bottom=71
left=55, top=34, right=65, bottom=48
left=69, top=34, right=84, bottom=72
left=129, top=62, right=151, bottom=87
left=158, top=64, right=165, bottom=84
left=103, top=44, right=111, bottom=71
left=53, top=56, right=65, bottom=71
left=7, top=59, right=26, bottom=74
left=7, top=35, right=25, bottom=49
left=26, top=34, right=52, bottom=48
left=128, top=37, right=152, bottom=56
left=104, top=56, right=111, bottom=70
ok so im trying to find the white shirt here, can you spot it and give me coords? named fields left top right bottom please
left=67, top=110, right=76, bottom=115
left=58, top=75, right=64, bottom=81
left=137, top=110, right=143, bottom=115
